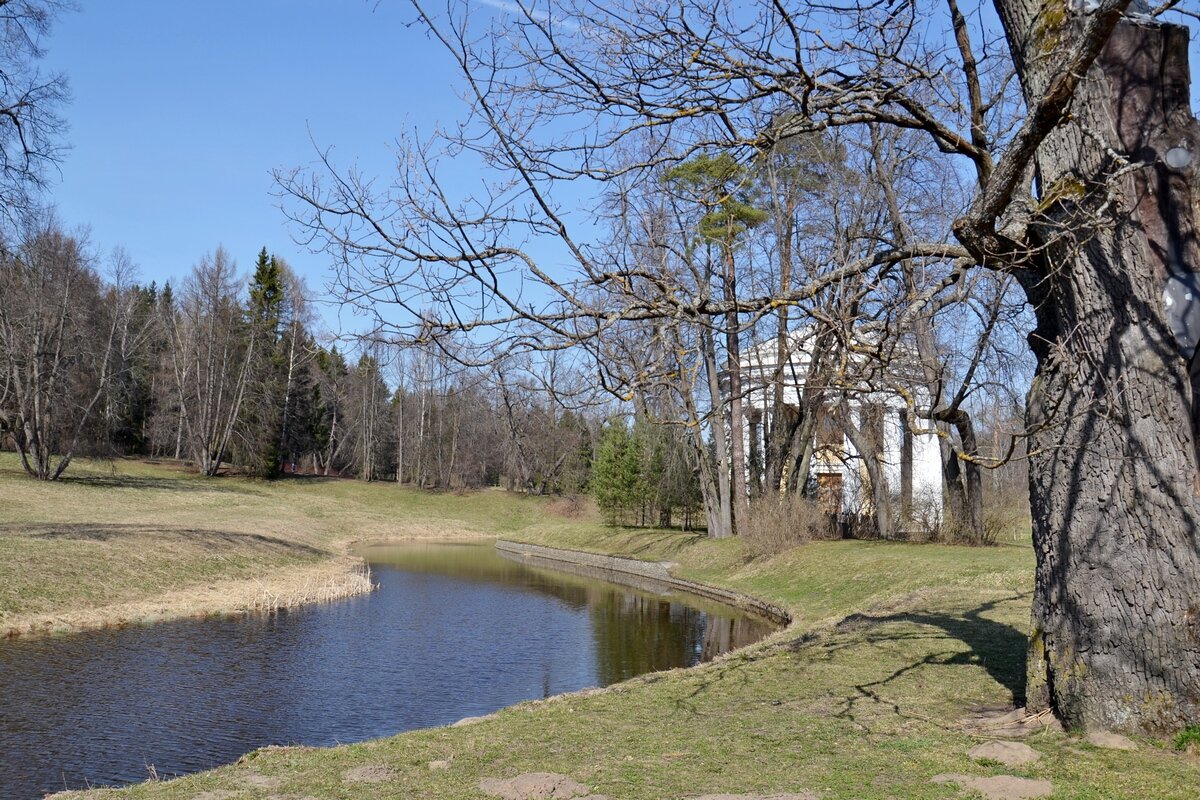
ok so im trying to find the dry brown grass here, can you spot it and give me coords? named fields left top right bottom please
left=739, top=493, right=834, bottom=559
left=5, top=555, right=374, bottom=637
left=0, top=455, right=542, bottom=636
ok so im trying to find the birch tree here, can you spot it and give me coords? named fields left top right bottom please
left=169, top=248, right=254, bottom=477
left=0, top=222, right=115, bottom=479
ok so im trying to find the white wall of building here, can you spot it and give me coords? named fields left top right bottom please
left=739, top=330, right=944, bottom=524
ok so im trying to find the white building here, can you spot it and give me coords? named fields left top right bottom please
left=740, top=328, right=943, bottom=525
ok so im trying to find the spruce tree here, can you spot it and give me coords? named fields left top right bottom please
left=239, top=247, right=287, bottom=477
left=591, top=419, right=645, bottom=526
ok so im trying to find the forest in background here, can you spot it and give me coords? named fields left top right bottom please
left=0, top=211, right=1027, bottom=546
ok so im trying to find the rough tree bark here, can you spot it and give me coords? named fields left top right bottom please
left=937, top=409, right=985, bottom=541
left=841, top=400, right=895, bottom=540
left=722, top=242, right=750, bottom=525
left=997, top=4, right=1200, bottom=733
left=699, top=323, right=736, bottom=539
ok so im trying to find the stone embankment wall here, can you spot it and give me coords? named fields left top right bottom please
left=494, top=540, right=791, bottom=627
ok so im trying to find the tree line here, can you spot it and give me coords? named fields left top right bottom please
left=0, top=223, right=627, bottom=493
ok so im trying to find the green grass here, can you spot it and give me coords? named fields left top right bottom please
left=507, top=525, right=1034, bottom=628
left=4, top=455, right=1195, bottom=798
left=0, top=453, right=570, bottom=629
left=1175, top=726, right=1200, bottom=752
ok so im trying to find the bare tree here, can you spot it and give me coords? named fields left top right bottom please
left=0, top=0, right=71, bottom=222
left=97, top=248, right=161, bottom=455
left=345, top=347, right=390, bottom=481
left=168, top=248, right=254, bottom=477
left=275, top=265, right=315, bottom=470
left=280, top=0, right=1200, bottom=733
left=0, top=220, right=115, bottom=478
left=311, top=344, right=351, bottom=476
left=491, top=353, right=594, bottom=494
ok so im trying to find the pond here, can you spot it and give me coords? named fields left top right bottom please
left=0, top=540, right=774, bottom=799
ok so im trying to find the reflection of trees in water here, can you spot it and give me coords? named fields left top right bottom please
left=366, top=544, right=595, bottom=611
left=700, top=616, right=769, bottom=663
left=590, top=592, right=707, bottom=685
left=367, top=543, right=773, bottom=687
left=587, top=591, right=772, bottom=686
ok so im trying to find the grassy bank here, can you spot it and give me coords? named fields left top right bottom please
left=4, top=457, right=1196, bottom=798
left=0, top=454, right=552, bottom=636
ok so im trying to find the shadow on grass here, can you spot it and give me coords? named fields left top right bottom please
left=816, top=594, right=1029, bottom=731
left=0, top=522, right=326, bottom=556
left=832, top=594, right=1028, bottom=702
left=614, top=529, right=708, bottom=557
left=60, top=473, right=259, bottom=494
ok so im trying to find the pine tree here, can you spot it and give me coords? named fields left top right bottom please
left=248, top=248, right=283, bottom=330
left=590, top=419, right=645, bottom=526
left=312, top=345, right=350, bottom=475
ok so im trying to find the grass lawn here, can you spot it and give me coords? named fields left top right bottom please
left=0, top=453, right=547, bottom=634
left=3, top=456, right=1196, bottom=798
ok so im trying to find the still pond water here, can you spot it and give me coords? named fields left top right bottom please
left=0, top=540, right=773, bottom=798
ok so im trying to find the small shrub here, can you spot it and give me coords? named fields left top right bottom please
left=906, top=489, right=945, bottom=542
left=1174, top=725, right=1200, bottom=752
left=982, top=488, right=1032, bottom=546
left=740, top=493, right=834, bottom=559
left=547, top=493, right=586, bottom=518
left=928, top=488, right=1031, bottom=546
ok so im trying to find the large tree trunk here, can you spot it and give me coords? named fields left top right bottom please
left=1002, top=8, right=1200, bottom=733
left=935, top=410, right=985, bottom=543
left=765, top=199, right=795, bottom=494
left=748, top=408, right=763, bottom=498
left=953, top=413, right=984, bottom=543
left=841, top=400, right=894, bottom=540
left=940, top=426, right=969, bottom=534
left=723, top=245, right=749, bottom=526
left=700, top=323, right=735, bottom=539
left=788, top=402, right=819, bottom=494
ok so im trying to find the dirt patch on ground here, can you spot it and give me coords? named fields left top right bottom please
left=545, top=495, right=597, bottom=520
left=931, top=774, right=1053, bottom=799
left=1086, top=731, right=1138, bottom=750
left=239, top=772, right=282, bottom=789
left=342, top=764, right=397, bottom=784
left=452, top=713, right=494, bottom=727
left=968, top=740, right=1041, bottom=767
left=960, top=705, right=1062, bottom=738
left=479, top=773, right=605, bottom=799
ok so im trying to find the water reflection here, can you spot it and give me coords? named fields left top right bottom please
left=0, top=540, right=773, bottom=799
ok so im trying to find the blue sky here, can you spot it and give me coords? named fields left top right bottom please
left=45, top=1, right=468, bottom=334
left=39, top=2, right=1200, bottom=341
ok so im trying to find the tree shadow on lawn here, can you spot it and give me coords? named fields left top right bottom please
left=0, top=522, right=326, bottom=556
left=822, top=594, right=1030, bottom=727
left=60, top=472, right=259, bottom=494
left=666, top=594, right=1028, bottom=724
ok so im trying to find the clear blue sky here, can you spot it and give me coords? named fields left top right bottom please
left=40, top=2, right=1200, bottom=341
left=45, top=1, right=469, bottom=334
